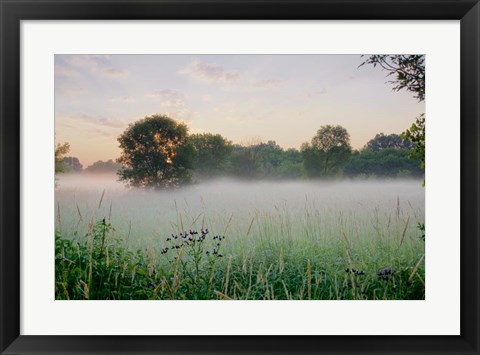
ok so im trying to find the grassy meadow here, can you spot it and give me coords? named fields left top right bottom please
left=55, top=175, right=425, bottom=300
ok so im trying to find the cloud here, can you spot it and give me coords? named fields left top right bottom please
left=145, top=89, right=186, bottom=109
left=201, top=94, right=212, bottom=102
left=55, top=65, right=81, bottom=78
left=64, top=55, right=129, bottom=79
left=102, top=68, right=129, bottom=78
left=163, top=107, right=194, bottom=122
left=160, top=99, right=185, bottom=108
left=56, top=113, right=125, bottom=139
left=108, top=96, right=136, bottom=103
left=79, top=114, right=124, bottom=128
left=58, top=114, right=124, bottom=129
left=68, top=55, right=111, bottom=70
left=302, top=88, right=327, bottom=98
left=253, top=79, right=282, bottom=89
left=145, top=89, right=181, bottom=100
left=179, top=59, right=240, bottom=84
left=212, top=102, right=237, bottom=114
left=91, top=128, right=113, bottom=137
left=56, top=85, right=89, bottom=99
left=169, top=108, right=192, bottom=119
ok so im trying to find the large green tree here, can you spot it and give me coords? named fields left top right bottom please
left=190, top=133, right=233, bottom=177
left=301, top=125, right=352, bottom=177
left=117, top=114, right=195, bottom=189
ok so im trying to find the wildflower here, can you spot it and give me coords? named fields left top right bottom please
left=378, top=268, right=393, bottom=275
left=378, top=268, right=393, bottom=281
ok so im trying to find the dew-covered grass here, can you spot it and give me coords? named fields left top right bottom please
left=55, top=175, right=425, bottom=300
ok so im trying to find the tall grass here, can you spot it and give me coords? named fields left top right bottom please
left=55, top=178, right=425, bottom=300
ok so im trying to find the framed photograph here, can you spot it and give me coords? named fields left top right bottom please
left=1, top=0, right=479, bottom=354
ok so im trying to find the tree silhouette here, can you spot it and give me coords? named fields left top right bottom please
left=301, top=125, right=352, bottom=177
left=117, top=114, right=194, bottom=189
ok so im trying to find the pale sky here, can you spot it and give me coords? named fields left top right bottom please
left=55, top=55, right=424, bottom=167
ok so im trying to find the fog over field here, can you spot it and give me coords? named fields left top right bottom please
left=54, top=54, right=426, bottom=300
left=56, top=174, right=424, bottom=248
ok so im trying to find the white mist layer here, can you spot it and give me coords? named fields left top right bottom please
left=55, top=174, right=425, bottom=249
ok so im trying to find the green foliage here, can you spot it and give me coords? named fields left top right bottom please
left=345, top=148, right=423, bottom=178
left=255, top=141, right=303, bottom=179
left=228, top=143, right=262, bottom=179
left=55, top=219, right=155, bottom=300
left=274, top=148, right=304, bottom=179
left=401, top=114, right=425, bottom=170
left=111, top=115, right=421, bottom=183
left=360, top=55, right=425, bottom=174
left=301, top=125, right=352, bottom=177
left=228, top=142, right=303, bottom=180
left=417, top=223, right=425, bottom=242
left=55, top=218, right=425, bottom=300
left=55, top=142, right=70, bottom=173
left=366, top=133, right=412, bottom=153
left=360, top=55, right=425, bottom=101
left=85, top=159, right=122, bottom=174
left=190, top=133, right=233, bottom=178
left=62, top=156, right=83, bottom=172
left=117, top=114, right=195, bottom=189
left=160, top=229, right=226, bottom=299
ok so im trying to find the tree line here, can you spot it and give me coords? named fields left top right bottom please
left=56, top=114, right=423, bottom=189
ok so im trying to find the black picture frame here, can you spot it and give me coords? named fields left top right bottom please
left=1, top=1, right=479, bottom=354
